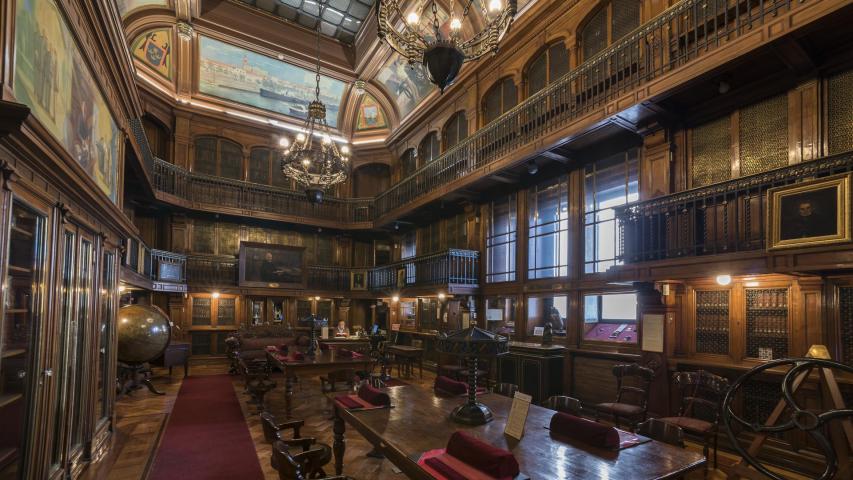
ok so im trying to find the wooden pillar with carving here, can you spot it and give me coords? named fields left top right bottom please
left=635, top=281, right=678, bottom=418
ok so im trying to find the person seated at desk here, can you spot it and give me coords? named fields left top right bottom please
left=335, top=320, right=350, bottom=337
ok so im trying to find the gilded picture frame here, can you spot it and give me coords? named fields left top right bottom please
left=766, top=174, right=851, bottom=250
left=350, top=270, right=367, bottom=291
left=239, top=242, right=306, bottom=288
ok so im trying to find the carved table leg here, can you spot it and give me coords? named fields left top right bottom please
left=285, top=375, right=294, bottom=419
left=333, top=411, right=345, bottom=476
left=143, top=378, right=165, bottom=395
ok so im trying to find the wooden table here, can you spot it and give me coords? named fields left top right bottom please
left=319, top=337, right=371, bottom=352
left=386, top=345, right=424, bottom=378
left=333, top=385, right=706, bottom=479
left=267, top=350, right=374, bottom=418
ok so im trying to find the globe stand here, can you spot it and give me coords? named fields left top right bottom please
left=450, top=356, right=492, bottom=425
left=117, top=362, right=164, bottom=397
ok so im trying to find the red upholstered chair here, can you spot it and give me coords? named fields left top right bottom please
left=593, top=363, right=655, bottom=430
left=658, top=370, right=729, bottom=471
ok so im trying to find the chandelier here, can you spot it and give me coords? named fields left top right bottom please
left=377, top=0, right=517, bottom=92
left=279, top=0, right=350, bottom=204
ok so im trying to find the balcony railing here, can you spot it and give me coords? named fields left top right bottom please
left=122, top=237, right=188, bottom=291
left=616, top=152, right=853, bottom=263
left=185, top=249, right=480, bottom=291
left=148, top=0, right=812, bottom=224
left=153, top=159, right=374, bottom=225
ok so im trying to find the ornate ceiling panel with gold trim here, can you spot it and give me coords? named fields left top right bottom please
left=235, top=0, right=375, bottom=44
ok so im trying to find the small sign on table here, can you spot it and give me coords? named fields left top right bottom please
left=504, top=392, right=533, bottom=440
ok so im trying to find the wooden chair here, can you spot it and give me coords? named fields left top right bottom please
left=260, top=412, right=306, bottom=444
left=319, top=368, right=356, bottom=393
left=637, top=418, right=685, bottom=448
left=271, top=440, right=344, bottom=480
left=542, top=395, right=584, bottom=416
left=659, top=370, right=729, bottom=471
left=493, top=382, right=519, bottom=398
left=593, top=363, right=655, bottom=430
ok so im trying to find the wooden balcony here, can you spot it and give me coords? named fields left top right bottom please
left=184, top=249, right=480, bottom=294
left=120, top=237, right=188, bottom=293
left=615, top=152, right=853, bottom=270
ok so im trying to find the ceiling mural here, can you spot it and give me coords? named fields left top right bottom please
left=355, top=93, right=387, bottom=131
left=117, top=0, right=168, bottom=17
left=198, top=35, right=347, bottom=128
left=132, top=29, right=173, bottom=80
left=235, top=0, right=375, bottom=44
left=375, top=53, right=434, bottom=119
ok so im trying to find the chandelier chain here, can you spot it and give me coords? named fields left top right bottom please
left=315, top=0, right=323, bottom=101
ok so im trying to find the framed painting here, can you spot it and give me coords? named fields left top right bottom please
left=239, top=242, right=305, bottom=288
left=350, top=270, right=367, bottom=291
left=767, top=174, right=851, bottom=250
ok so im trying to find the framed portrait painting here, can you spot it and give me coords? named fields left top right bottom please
left=350, top=270, right=367, bottom=291
left=767, top=174, right=851, bottom=250
left=239, top=242, right=305, bottom=288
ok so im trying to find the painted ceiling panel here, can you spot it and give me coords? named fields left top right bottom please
left=236, top=0, right=375, bottom=44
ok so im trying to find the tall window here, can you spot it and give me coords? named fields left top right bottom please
left=526, top=42, right=569, bottom=96
left=528, top=175, right=569, bottom=279
left=580, top=0, right=640, bottom=61
left=584, top=149, right=639, bottom=273
left=442, top=111, right=468, bottom=151
left=194, top=136, right=243, bottom=180
left=400, top=148, right=418, bottom=178
left=418, top=131, right=440, bottom=165
left=583, top=292, right=638, bottom=344
left=487, top=194, right=517, bottom=283
left=248, top=147, right=271, bottom=184
left=483, top=77, right=518, bottom=125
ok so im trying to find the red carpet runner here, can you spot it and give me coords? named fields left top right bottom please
left=149, top=374, right=265, bottom=480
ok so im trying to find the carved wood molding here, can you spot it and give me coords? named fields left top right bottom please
left=0, top=100, right=31, bottom=139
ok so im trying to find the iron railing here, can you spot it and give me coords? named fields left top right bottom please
left=616, top=152, right=853, bottom=263
left=184, top=249, right=480, bottom=291
left=151, top=249, right=187, bottom=283
left=148, top=0, right=811, bottom=224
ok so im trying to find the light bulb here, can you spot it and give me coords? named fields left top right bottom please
left=279, top=137, right=290, bottom=148
left=302, top=159, right=311, bottom=166
left=716, top=274, right=732, bottom=286
left=341, top=145, right=350, bottom=154
left=438, top=293, right=446, bottom=300
left=450, top=17, right=462, bottom=30
left=489, top=0, right=502, bottom=12
left=296, top=133, right=306, bottom=142
left=392, top=295, right=400, bottom=302
left=406, top=12, right=419, bottom=24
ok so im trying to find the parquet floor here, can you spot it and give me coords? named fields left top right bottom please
left=85, top=359, right=810, bottom=480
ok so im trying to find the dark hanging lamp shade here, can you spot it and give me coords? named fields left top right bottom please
left=306, top=188, right=324, bottom=204
left=423, top=42, right=465, bottom=93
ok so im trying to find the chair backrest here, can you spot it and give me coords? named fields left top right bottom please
left=261, top=412, right=279, bottom=443
left=637, top=418, right=685, bottom=448
left=542, top=395, right=583, bottom=416
left=612, top=363, right=655, bottom=408
left=271, top=440, right=327, bottom=480
left=672, top=370, right=729, bottom=423
left=493, top=383, right=519, bottom=398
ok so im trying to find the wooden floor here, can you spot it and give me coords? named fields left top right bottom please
left=84, top=359, right=811, bottom=480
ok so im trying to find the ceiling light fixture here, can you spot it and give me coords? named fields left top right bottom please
left=377, top=0, right=517, bottom=92
left=527, top=159, right=538, bottom=175
left=278, top=0, right=349, bottom=204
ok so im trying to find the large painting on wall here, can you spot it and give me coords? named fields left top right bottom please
left=14, top=0, right=120, bottom=203
left=767, top=174, right=851, bottom=250
left=117, top=0, right=168, bottom=16
left=132, top=29, right=173, bottom=80
left=239, top=242, right=306, bottom=289
left=198, top=36, right=347, bottom=129
left=376, top=53, right=434, bottom=119
left=355, top=93, right=387, bottom=131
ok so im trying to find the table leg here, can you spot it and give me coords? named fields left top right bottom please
left=419, top=356, right=423, bottom=379
left=333, top=410, right=345, bottom=475
left=285, top=375, right=294, bottom=419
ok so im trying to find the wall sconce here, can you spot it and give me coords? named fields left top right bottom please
left=314, top=296, right=321, bottom=301
left=391, top=295, right=400, bottom=302
left=715, top=274, right=732, bottom=286
left=212, top=291, right=221, bottom=299
left=437, top=292, right=446, bottom=300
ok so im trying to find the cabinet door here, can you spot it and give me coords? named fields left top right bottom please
left=520, top=358, right=542, bottom=402
left=498, top=356, right=519, bottom=386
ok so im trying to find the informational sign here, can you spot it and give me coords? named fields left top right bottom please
left=533, top=326, right=544, bottom=336
left=641, top=313, right=664, bottom=353
left=504, top=392, right=533, bottom=440
left=321, top=326, right=329, bottom=339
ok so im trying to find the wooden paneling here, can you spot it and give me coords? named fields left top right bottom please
left=571, top=355, right=620, bottom=405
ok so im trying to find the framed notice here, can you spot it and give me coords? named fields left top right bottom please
left=504, top=392, right=533, bottom=440
left=641, top=313, right=664, bottom=353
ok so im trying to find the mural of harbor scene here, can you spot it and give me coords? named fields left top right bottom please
left=199, top=36, right=346, bottom=128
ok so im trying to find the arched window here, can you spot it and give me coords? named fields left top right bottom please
left=418, top=131, right=440, bottom=165
left=442, top=111, right=468, bottom=151
left=400, top=148, right=417, bottom=178
left=580, top=0, right=640, bottom=61
left=248, top=147, right=271, bottom=184
left=193, top=137, right=243, bottom=180
left=483, top=78, right=518, bottom=125
left=526, top=42, right=569, bottom=96
left=142, top=115, right=170, bottom=161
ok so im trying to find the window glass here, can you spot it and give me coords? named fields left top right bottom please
left=527, top=294, right=568, bottom=337
left=194, top=137, right=217, bottom=175
left=418, top=132, right=440, bottom=164
left=527, top=50, right=548, bottom=95
left=219, top=140, right=242, bottom=179
left=249, top=148, right=271, bottom=184
left=548, top=43, right=569, bottom=82
left=583, top=292, right=638, bottom=344
left=612, top=0, right=640, bottom=41
left=401, top=148, right=418, bottom=178
left=582, top=7, right=607, bottom=60
left=486, top=194, right=517, bottom=283
left=485, top=296, right=516, bottom=337
left=528, top=175, right=569, bottom=279
left=484, top=78, right=518, bottom=125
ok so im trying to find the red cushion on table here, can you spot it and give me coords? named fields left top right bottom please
left=335, top=396, right=363, bottom=409
left=549, top=412, right=619, bottom=449
left=358, top=384, right=390, bottom=406
left=446, top=431, right=519, bottom=478
left=338, top=348, right=354, bottom=357
left=424, top=457, right=468, bottom=480
left=434, top=375, right=468, bottom=395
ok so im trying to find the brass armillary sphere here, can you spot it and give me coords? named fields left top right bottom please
left=377, top=0, right=517, bottom=92
left=279, top=0, right=350, bottom=204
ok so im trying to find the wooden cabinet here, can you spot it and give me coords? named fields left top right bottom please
left=497, top=342, right=565, bottom=403
left=187, top=294, right=241, bottom=355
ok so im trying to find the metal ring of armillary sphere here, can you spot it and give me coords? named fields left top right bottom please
left=722, top=358, right=853, bottom=480
left=377, top=0, right=517, bottom=91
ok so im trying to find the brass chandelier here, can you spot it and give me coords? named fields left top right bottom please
left=377, top=0, right=517, bottom=92
left=279, top=0, right=350, bottom=204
